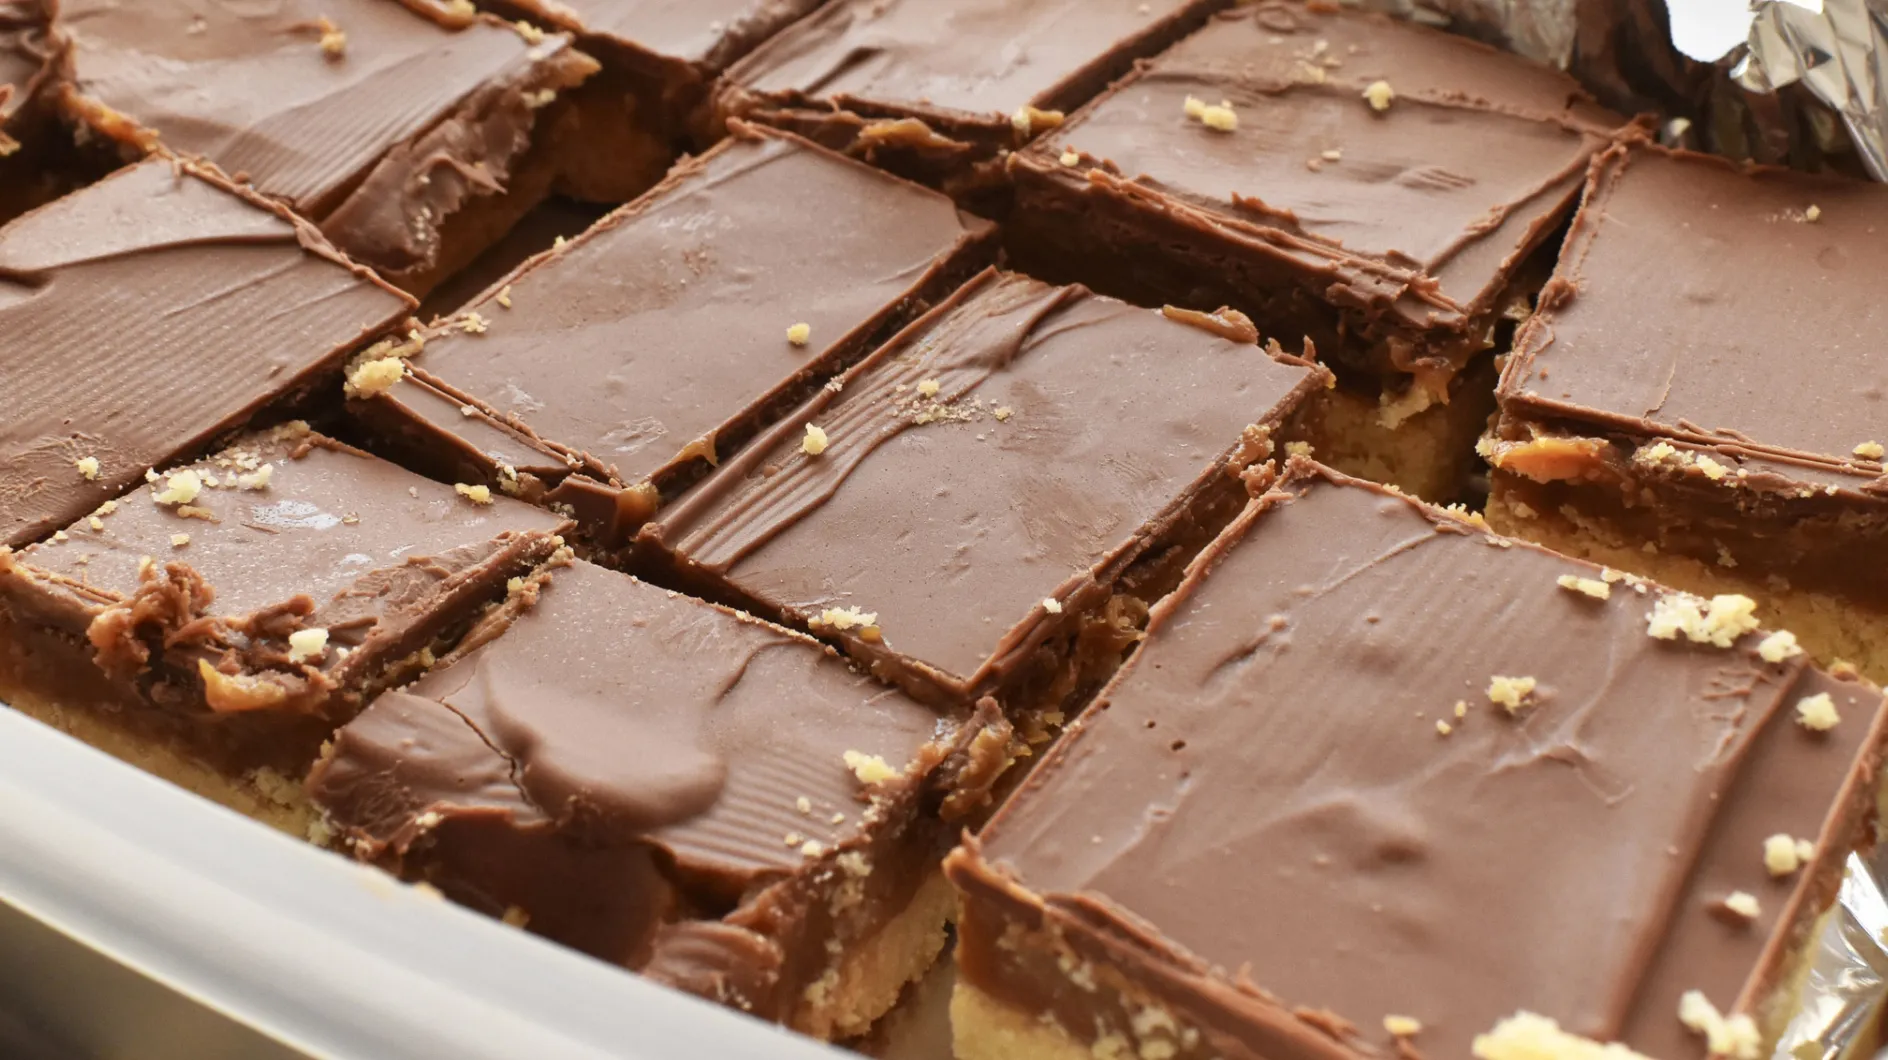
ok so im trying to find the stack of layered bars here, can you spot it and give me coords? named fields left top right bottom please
left=3, top=2, right=1885, bottom=1058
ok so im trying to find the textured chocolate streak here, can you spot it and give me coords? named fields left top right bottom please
left=638, top=269, right=1324, bottom=707
left=0, top=157, right=412, bottom=549
left=348, top=124, right=995, bottom=547
left=1003, top=1, right=1621, bottom=384
left=952, top=460, right=1888, bottom=1059
left=1498, top=143, right=1888, bottom=491
left=0, top=424, right=567, bottom=729
left=310, top=558, right=999, bottom=1022
left=48, top=0, right=592, bottom=280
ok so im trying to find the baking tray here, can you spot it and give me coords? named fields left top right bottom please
left=0, top=703, right=845, bottom=1060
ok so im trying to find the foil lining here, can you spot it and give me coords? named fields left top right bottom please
left=1729, top=0, right=1888, bottom=179
left=1775, top=849, right=1888, bottom=1060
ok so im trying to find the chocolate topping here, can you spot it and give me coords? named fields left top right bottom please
left=957, top=461, right=1887, bottom=1059
left=352, top=124, right=994, bottom=544
left=639, top=269, right=1324, bottom=705
left=310, top=558, right=964, bottom=992
left=0, top=423, right=567, bottom=724
left=0, top=157, right=410, bottom=549
left=1005, top=2, right=1620, bottom=378
left=497, top=0, right=824, bottom=73
left=50, top=0, right=595, bottom=280
left=0, top=0, right=51, bottom=132
left=1500, top=144, right=1888, bottom=491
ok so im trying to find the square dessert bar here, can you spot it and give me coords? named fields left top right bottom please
left=0, top=423, right=568, bottom=818
left=47, top=0, right=601, bottom=293
left=947, top=460, right=1888, bottom=1060
left=1, top=157, right=412, bottom=550
left=345, top=124, right=995, bottom=551
left=636, top=268, right=1328, bottom=722
left=475, top=0, right=827, bottom=200
left=1485, top=145, right=1888, bottom=682
left=717, top=0, right=1232, bottom=207
left=1005, top=2, right=1621, bottom=499
left=308, top=557, right=1014, bottom=1040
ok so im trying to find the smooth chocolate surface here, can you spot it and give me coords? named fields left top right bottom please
left=352, top=125, right=994, bottom=545
left=1008, top=2, right=1617, bottom=373
left=0, top=157, right=411, bottom=549
left=958, top=462, right=1886, bottom=1059
left=639, top=269, right=1324, bottom=706
left=310, top=557, right=999, bottom=1017
left=496, top=0, right=822, bottom=73
left=1498, top=144, right=1888, bottom=497
left=0, top=423, right=567, bottom=725
left=51, top=0, right=594, bottom=280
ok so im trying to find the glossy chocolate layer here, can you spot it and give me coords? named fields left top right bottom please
left=310, top=557, right=1006, bottom=1021
left=496, top=0, right=822, bottom=73
left=638, top=269, right=1324, bottom=707
left=350, top=125, right=994, bottom=546
left=0, top=423, right=567, bottom=728
left=1499, top=144, right=1888, bottom=497
left=955, top=461, right=1887, bottom=1059
left=720, top=0, right=1228, bottom=193
left=1007, top=2, right=1617, bottom=375
left=51, top=0, right=595, bottom=281
left=0, top=157, right=411, bottom=549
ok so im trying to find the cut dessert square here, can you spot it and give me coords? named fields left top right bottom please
left=345, top=123, right=996, bottom=552
left=46, top=0, right=601, bottom=293
left=635, top=268, right=1328, bottom=725
left=0, top=423, right=569, bottom=815
left=947, top=459, right=1888, bottom=1060
left=717, top=0, right=1231, bottom=208
left=0, top=156, right=411, bottom=550
left=308, top=556, right=1014, bottom=1040
left=476, top=0, right=829, bottom=201
left=1485, top=145, right=1888, bottom=682
left=1004, top=1, right=1621, bottom=500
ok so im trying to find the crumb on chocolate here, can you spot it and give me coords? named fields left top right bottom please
left=1285, top=441, right=1314, bottom=458
left=783, top=831, right=803, bottom=847
left=513, top=19, right=545, bottom=43
left=917, top=378, right=941, bottom=398
left=288, top=627, right=329, bottom=663
left=1763, top=834, right=1805, bottom=877
left=843, top=749, right=898, bottom=785
left=1200, top=102, right=1238, bottom=132
left=795, top=796, right=812, bottom=815
left=1486, top=675, right=1537, bottom=715
left=502, top=906, right=530, bottom=928
left=346, top=355, right=405, bottom=398
left=170, top=533, right=189, bottom=548
left=1363, top=80, right=1395, bottom=112
left=1472, top=1011, right=1653, bottom=1060
left=994, top=406, right=1014, bottom=421
left=802, top=423, right=829, bottom=456
left=787, top=322, right=812, bottom=346
left=1645, top=592, right=1760, bottom=648
left=1805, top=204, right=1822, bottom=223
left=1453, top=700, right=1468, bottom=719
left=460, top=312, right=489, bottom=335
left=1384, top=1016, right=1422, bottom=1038
left=76, top=456, right=100, bottom=481
left=810, top=605, right=877, bottom=633
left=1756, top=630, right=1802, bottom=664
left=153, top=469, right=203, bottom=506
left=1321, top=148, right=1342, bottom=161
left=177, top=504, right=215, bottom=521
left=1043, top=598, right=1063, bottom=614
left=1677, top=992, right=1760, bottom=1060
left=1435, top=720, right=1452, bottom=736
left=1555, top=574, right=1611, bottom=600
left=1060, top=148, right=1080, bottom=166
left=496, top=285, right=513, bottom=309
left=1011, top=106, right=1065, bottom=137
left=1796, top=691, right=1840, bottom=731
left=1855, top=441, right=1884, bottom=460
left=1183, top=95, right=1207, bottom=120
left=87, top=516, right=104, bottom=532
left=454, top=483, right=493, bottom=505
left=523, top=88, right=557, bottom=109
left=799, top=839, right=826, bottom=858
left=1720, top=891, right=1760, bottom=921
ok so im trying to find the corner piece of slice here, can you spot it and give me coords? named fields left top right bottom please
left=1, top=156, right=413, bottom=549
left=346, top=123, right=996, bottom=552
left=636, top=268, right=1328, bottom=727
left=0, top=423, right=570, bottom=807
left=1005, top=1, right=1624, bottom=499
left=47, top=0, right=601, bottom=293
left=1487, top=143, right=1888, bottom=683
left=946, top=457, right=1888, bottom=1060
left=717, top=0, right=1232, bottom=207
left=478, top=0, right=829, bottom=199
left=307, top=557, right=1014, bottom=1040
